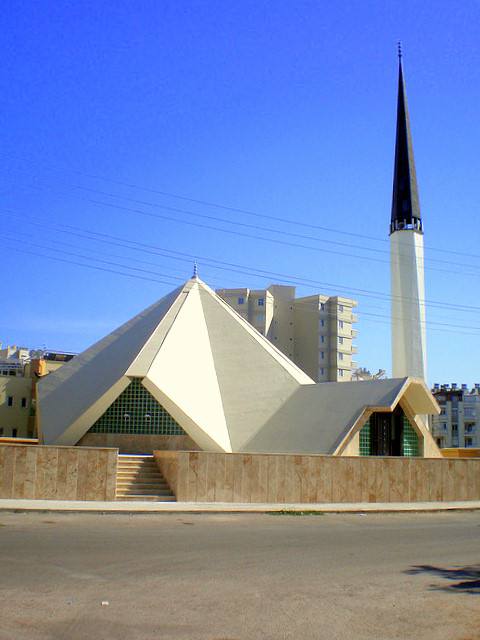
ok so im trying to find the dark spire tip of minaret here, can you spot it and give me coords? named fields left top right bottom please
left=390, top=44, right=422, bottom=236
left=192, top=261, right=198, bottom=279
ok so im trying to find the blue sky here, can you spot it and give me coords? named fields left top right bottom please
left=2, top=1, right=480, bottom=385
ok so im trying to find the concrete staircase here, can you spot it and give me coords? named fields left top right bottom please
left=116, top=454, right=175, bottom=502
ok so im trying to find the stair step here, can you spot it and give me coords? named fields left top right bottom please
left=117, top=487, right=172, bottom=496
left=117, top=480, right=168, bottom=485
left=117, top=468, right=159, bottom=473
left=117, top=462, right=157, bottom=467
left=117, top=467, right=158, bottom=473
left=118, top=478, right=161, bottom=482
left=117, top=486, right=172, bottom=492
left=116, top=495, right=176, bottom=502
left=117, top=470, right=161, bottom=476
left=115, top=453, right=174, bottom=502
left=118, top=466, right=158, bottom=470
left=117, top=485, right=170, bottom=491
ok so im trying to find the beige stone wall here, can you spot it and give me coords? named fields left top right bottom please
left=0, top=444, right=117, bottom=501
left=154, top=451, right=480, bottom=503
left=78, top=432, right=199, bottom=454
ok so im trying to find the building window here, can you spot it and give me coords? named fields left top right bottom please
left=320, top=335, right=325, bottom=344
left=338, top=320, right=344, bottom=329
left=12, top=429, right=17, bottom=438
left=320, top=368, right=324, bottom=375
left=258, top=298, right=264, bottom=306
left=320, top=303, right=325, bottom=311
left=7, top=396, right=13, bottom=407
left=9, top=371, right=16, bottom=376
left=465, top=437, right=473, bottom=447
left=21, top=398, right=27, bottom=408
left=339, top=304, right=344, bottom=312
left=0, top=428, right=3, bottom=436
left=338, top=337, right=344, bottom=345
left=339, top=353, right=344, bottom=360
left=320, top=351, right=324, bottom=359
left=238, top=297, right=244, bottom=305
left=321, top=319, right=325, bottom=327
left=338, top=368, right=344, bottom=377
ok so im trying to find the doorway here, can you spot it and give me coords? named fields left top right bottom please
left=369, top=408, right=404, bottom=456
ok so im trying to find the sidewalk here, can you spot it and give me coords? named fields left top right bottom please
left=1, top=499, right=479, bottom=513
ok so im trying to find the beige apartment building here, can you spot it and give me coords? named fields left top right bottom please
left=0, top=346, right=75, bottom=438
left=216, top=285, right=358, bottom=382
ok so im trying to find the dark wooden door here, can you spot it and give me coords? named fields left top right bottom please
left=370, top=411, right=404, bottom=456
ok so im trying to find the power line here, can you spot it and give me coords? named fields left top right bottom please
left=4, top=237, right=480, bottom=336
left=6, top=153, right=480, bottom=261
left=13, top=179, right=480, bottom=277
left=5, top=244, right=183, bottom=287
left=3, top=207, right=480, bottom=314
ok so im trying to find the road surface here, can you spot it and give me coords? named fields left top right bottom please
left=0, top=511, right=479, bottom=639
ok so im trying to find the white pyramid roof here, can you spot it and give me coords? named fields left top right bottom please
left=38, top=278, right=314, bottom=450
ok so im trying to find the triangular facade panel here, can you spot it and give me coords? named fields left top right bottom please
left=39, top=284, right=186, bottom=444
left=144, top=284, right=232, bottom=452
left=88, top=377, right=185, bottom=436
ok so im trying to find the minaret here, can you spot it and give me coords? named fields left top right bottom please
left=390, top=46, right=427, bottom=381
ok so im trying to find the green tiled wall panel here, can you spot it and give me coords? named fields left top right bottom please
left=89, top=378, right=186, bottom=435
left=359, top=419, right=371, bottom=456
left=402, top=416, right=419, bottom=456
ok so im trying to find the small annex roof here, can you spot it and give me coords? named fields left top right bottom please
left=241, top=377, right=439, bottom=454
left=38, top=278, right=314, bottom=449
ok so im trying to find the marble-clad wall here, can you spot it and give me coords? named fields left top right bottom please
left=77, top=433, right=198, bottom=454
left=0, top=444, right=117, bottom=501
left=154, top=451, right=480, bottom=503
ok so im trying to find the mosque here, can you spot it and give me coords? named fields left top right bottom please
left=38, top=52, right=439, bottom=460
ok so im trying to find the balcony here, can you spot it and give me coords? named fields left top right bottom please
left=335, top=344, right=353, bottom=355
left=337, top=310, right=357, bottom=323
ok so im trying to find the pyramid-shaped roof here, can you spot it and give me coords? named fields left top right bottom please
left=38, top=277, right=314, bottom=450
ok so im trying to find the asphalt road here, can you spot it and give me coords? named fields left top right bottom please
left=0, top=511, right=479, bottom=640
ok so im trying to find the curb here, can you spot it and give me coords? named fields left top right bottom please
left=1, top=500, right=480, bottom=515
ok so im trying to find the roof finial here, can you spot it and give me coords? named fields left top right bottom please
left=192, top=261, right=198, bottom=279
left=397, top=41, right=403, bottom=60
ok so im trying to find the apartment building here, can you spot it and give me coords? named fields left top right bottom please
left=430, top=383, right=480, bottom=448
left=216, top=285, right=358, bottom=382
left=0, top=346, right=75, bottom=438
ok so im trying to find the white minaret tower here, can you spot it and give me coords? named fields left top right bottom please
left=390, top=47, right=427, bottom=381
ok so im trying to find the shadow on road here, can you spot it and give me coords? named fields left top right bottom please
left=405, top=565, right=480, bottom=594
